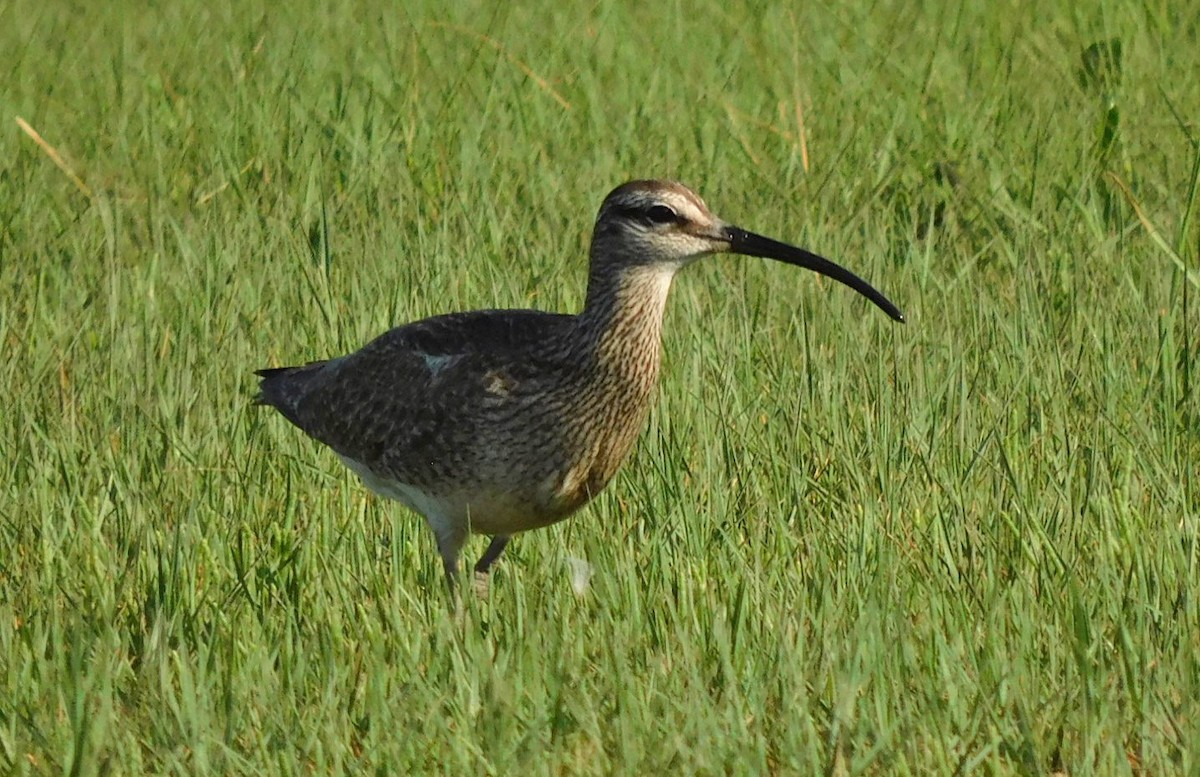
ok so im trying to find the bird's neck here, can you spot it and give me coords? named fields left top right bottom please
left=576, top=261, right=679, bottom=388
left=557, top=257, right=681, bottom=492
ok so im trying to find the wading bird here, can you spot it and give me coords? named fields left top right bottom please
left=256, top=180, right=904, bottom=591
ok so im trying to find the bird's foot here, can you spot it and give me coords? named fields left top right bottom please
left=472, top=570, right=492, bottom=599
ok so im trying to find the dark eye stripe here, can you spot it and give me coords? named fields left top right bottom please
left=609, top=202, right=682, bottom=226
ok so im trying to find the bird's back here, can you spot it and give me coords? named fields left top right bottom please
left=258, top=309, right=573, bottom=453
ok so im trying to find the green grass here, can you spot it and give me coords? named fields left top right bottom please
left=2, top=0, right=1198, bottom=773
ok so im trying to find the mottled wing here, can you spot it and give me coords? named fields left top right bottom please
left=256, top=310, right=574, bottom=475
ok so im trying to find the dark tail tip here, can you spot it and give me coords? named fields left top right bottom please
left=254, top=366, right=300, bottom=407
left=255, top=366, right=298, bottom=379
left=253, top=361, right=330, bottom=425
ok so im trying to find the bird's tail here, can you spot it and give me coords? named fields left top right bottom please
left=253, top=362, right=330, bottom=428
left=254, top=366, right=298, bottom=405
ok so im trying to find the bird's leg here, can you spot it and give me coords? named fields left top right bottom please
left=474, top=535, right=511, bottom=575
left=472, top=535, right=510, bottom=598
left=433, top=524, right=468, bottom=595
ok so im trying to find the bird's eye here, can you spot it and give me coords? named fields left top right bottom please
left=646, top=205, right=678, bottom=224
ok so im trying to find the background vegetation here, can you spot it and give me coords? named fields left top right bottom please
left=2, top=0, right=1197, bottom=773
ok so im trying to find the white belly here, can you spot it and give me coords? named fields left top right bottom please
left=334, top=453, right=556, bottom=537
left=335, top=454, right=465, bottom=536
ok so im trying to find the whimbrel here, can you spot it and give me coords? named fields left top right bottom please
left=256, top=180, right=904, bottom=590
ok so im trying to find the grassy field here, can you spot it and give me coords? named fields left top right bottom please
left=2, top=0, right=1198, bottom=773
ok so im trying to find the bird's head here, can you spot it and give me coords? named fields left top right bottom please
left=589, top=179, right=904, bottom=323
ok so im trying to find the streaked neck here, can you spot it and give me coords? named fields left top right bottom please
left=578, top=262, right=679, bottom=373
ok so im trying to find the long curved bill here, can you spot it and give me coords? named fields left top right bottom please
left=726, top=226, right=905, bottom=323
